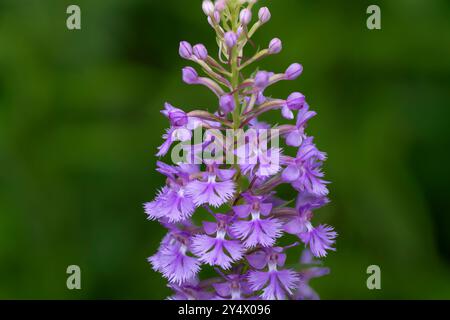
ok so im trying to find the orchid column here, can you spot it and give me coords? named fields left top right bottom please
left=145, top=0, right=337, bottom=300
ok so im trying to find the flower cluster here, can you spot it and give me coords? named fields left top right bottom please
left=145, top=0, right=337, bottom=300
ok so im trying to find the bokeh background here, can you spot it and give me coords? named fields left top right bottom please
left=0, top=0, right=449, bottom=299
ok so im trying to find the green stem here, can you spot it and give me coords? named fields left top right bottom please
left=230, top=4, right=241, bottom=130
left=239, top=49, right=268, bottom=71
left=228, top=1, right=243, bottom=200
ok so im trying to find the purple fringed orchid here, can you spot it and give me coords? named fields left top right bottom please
left=186, top=165, right=236, bottom=208
left=144, top=162, right=199, bottom=222
left=149, top=232, right=201, bottom=285
left=144, top=0, right=337, bottom=300
left=231, top=194, right=283, bottom=248
left=191, top=214, right=244, bottom=269
left=247, top=247, right=300, bottom=300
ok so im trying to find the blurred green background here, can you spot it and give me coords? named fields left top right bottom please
left=1, top=0, right=449, bottom=299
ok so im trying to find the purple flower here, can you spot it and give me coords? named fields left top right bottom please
left=300, top=225, right=337, bottom=258
left=236, top=131, right=282, bottom=178
left=156, top=127, right=185, bottom=157
left=294, top=249, right=330, bottom=300
left=145, top=162, right=197, bottom=222
left=213, top=274, right=253, bottom=300
left=248, top=269, right=299, bottom=300
left=191, top=215, right=244, bottom=269
left=247, top=248, right=300, bottom=300
left=283, top=192, right=329, bottom=235
left=149, top=233, right=201, bottom=285
left=145, top=186, right=195, bottom=222
left=295, top=267, right=329, bottom=300
left=156, top=104, right=199, bottom=157
left=283, top=194, right=336, bottom=258
left=286, top=92, right=306, bottom=110
left=145, top=1, right=337, bottom=300
left=231, top=195, right=283, bottom=248
left=186, top=165, right=236, bottom=207
left=280, top=92, right=306, bottom=121
left=281, top=137, right=329, bottom=196
left=168, top=278, right=214, bottom=300
left=161, top=102, right=188, bottom=127
left=254, top=71, right=270, bottom=89
left=284, top=103, right=317, bottom=147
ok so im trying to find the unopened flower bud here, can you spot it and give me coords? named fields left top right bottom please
left=214, top=10, right=221, bottom=23
left=193, top=44, right=208, bottom=60
left=202, top=0, right=215, bottom=16
left=268, top=38, right=282, bottom=54
left=207, top=11, right=220, bottom=26
left=254, top=71, right=270, bottom=89
left=182, top=67, right=199, bottom=84
left=240, top=8, right=252, bottom=26
left=285, top=63, right=303, bottom=80
left=219, top=94, right=235, bottom=114
left=215, top=0, right=227, bottom=12
left=224, top=32, right=238, bottom=48
left=236, top=26, right=244, bottom=38
left=287, top=92, right=306, bottom=110
left=258, top=7, right=271, bottom=24
left=179, top=41, right=193, bottom=59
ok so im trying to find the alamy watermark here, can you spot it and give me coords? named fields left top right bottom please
left=367, top=5, right=381, bottom=30
left=169, top=126, right=281, bottom=167
left=366, top=265, right=381, bottom=290
left=66, top=5, right=81, bottom=30
left=66, top=265, right=81, bottom=290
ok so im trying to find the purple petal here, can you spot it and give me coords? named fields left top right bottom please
left=246, top=251, right=268, bottom=269
left=286, top=130, right=303, bottom=147
left=282, top=165, right=301, bottom=182
left=233, top=204, right=251, bottom=218
left=203, top=221, right=218, bottom=235
left=281, top=105, right=294, bottom=119
left=300, top=225, right=337, bottom=258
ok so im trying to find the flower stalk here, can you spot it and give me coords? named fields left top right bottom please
left=145, top=0, right=337, bottom=300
